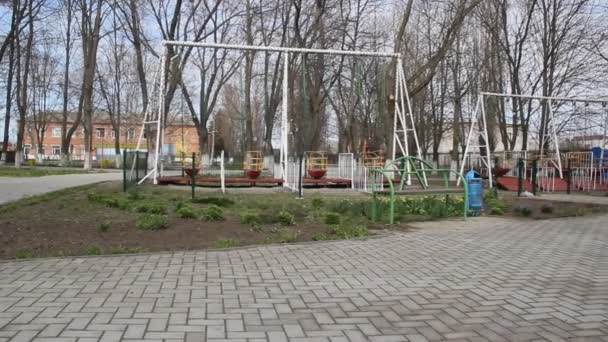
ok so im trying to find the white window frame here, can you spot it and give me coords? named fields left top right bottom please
left=52, top=127, right=61, bottom=137
left=95, top=128, right=105, bottom=138
left=52, top=145, right=61, bottom=156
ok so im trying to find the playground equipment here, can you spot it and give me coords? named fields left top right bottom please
left=135, top=40, right=421, bottom=193
left=370, top=156, right=468, bottom=224
left=462, top=92, right=608, bottom=192
left=243, top=151, right=263, bottom=179
left=305, top=151, right=328, bottom=179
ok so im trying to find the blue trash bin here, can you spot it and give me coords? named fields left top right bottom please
left=465, top=170, right=483, bottom=214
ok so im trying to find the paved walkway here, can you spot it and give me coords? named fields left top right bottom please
left=1, top=215, right=607, bottom=341
left=0, top=172, right=121, bottom=205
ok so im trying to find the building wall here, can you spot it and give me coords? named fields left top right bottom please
left=23, top=121, right=200, bottom=160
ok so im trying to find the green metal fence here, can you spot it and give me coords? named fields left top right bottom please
left=123, top=150, right=148, bottom=192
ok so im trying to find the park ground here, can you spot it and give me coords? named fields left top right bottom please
left=0, top=174, right=607, bottom=340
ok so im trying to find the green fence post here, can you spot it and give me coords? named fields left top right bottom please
left=122, top=150, right=127, bottom=192
left=135, top=151, right=140, bottom=183
left=517, top=158, right=523, bottom=197
left=191, top=152, right=196, bottom=200
left=531, top=159, right=538, bottom=196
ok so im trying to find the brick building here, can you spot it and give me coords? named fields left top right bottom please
left=23, top=113, right=200, bottom=161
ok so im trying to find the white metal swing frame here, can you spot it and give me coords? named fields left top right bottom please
left=459, top=91, right=608, bottom=188
left=137, top=40, right=423, bottom=187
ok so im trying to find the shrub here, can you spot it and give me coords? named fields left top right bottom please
left=333, top=224, right=368, bottom=239
left=192, top=197, right=235, bottom=207
left=278, top=228, right=299, bottom=243
left=276, top=210, right=295, bottom=226
left=324, top=212, right=341, bottom=225
left=211, top=239, right=239, bottom=248
left=136, top=214, right=168, bottom=231
left=27, top=159, right=36, bottom=167
left=133, top=201, right=166, bottom=214
left=311, top=198, right=324, bottom=210
left=86, top=245, right=103, bottom=255
left=175, top=205, right=196, bottom=219
left=15, top=249, right=33, bottom=259
left=100, top=158, right=113, bottom=169
left=240, top=211, right=260, bottom=225
left=312, top=232, right=329, bottom=241
left=98, top=222, right=111, bottom=232
left=202, top=205, right=224, bottom=221
left=540, top=203, right=554, bottom=214
left=514, top=205, right=533, bottom=217
left=127, top=190, right=143, bottom=201
left=490, top=207, right=505, bottom=215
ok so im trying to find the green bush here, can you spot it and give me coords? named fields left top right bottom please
left=514, top=205, right=533, bottom=217
left=133, top=201, right=166, bottom=214
left=136, top=214, right=168, bottom=231
left=202, top=205, right=224, bottom=221
left=324, top=212, right=341, bottom=225
left=192, top=197, right=235, bottom=207
left=311, top=198, right=324, bottom=210
left=86, top=245, right=103, bottom=255
left=98, top=222, right=111, bottom=232
left=276, top=210, right=295, bottom=226
left=329, top=199, right=368, bottom=217
left=540, top=203, right=554, bottom=214
left=100, top=158, right=113, bottom=169
left=240, top=211, right=260, bottom=225
left=333, top=224, right=368, bottom=239
left=175, top=205, right=196, bottom=219
left=211, top=239, right=239, bottom=248
left=27, top=159, right=36, bottom=167
left=312, top=232, right=329, bottom=241
left=278, top=228, right=299, bottom=243
left=15, top=249, right=33, bottom=259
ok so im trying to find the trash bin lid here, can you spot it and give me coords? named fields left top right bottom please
left=464, top=169, right=480, bottom=181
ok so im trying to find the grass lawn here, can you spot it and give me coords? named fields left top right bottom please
left=0, top=166, right=97, bottom=177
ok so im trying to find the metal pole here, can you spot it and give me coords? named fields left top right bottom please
left=567, top=158, right=572, bottom=195
left=162, top=40, right=401, bottom=58
left=298, top=154, right=303, bottom=199
left=122, top=150, right=127, bottom=192
left=517, top=158, right=523, bottom=197
left=531, top=159, right=538, bottom=196
left=191, top=152, right=196, bottom=200
left=135, top=151, right=139, bottom=183
left=480, top=91, right=608, bottom=104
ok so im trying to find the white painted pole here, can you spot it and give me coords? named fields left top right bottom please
left=480, top=95, right=493, bottom=188
left=548, top=100, right=563, bottom=179
left=220, top=150, right=225, bottom=194
left=281, top=52, right=289, bottom=187
left=480, top=91, right=608, bottom=104
left=162, top=40, right=400, bottom=58
left=457, top=95, right=481, bottom=186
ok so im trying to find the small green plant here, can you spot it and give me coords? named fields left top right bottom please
left=490, top=207, right=505, bottom=215
left=240, top=211, right=260, bottom=225
left=324, top=212, right=341, bottom=225
left=27, top=159, right=36, bottom=167
left=86, top=245, right=103, bottom=255
left=202, top=205, right=224, bottom=221
left=15, top=249, right=33, bottom=259
left=311, top=198, right=324, bottom=210
left=98, top=222, right=111, bottom=232
left=276, top=210, right=295, bottom=226
left=100, top=158, right=113, bottom=169
left=333, top=224, right=368, bottom=239
left=514, top=205, right=533, bottom=217
left=175, top=205, right=196, bottom=219
left=312, top=232, right=329, bottom=241
left=133, top=201, right=166, bottom=215
left=136, top=214, right=168, bottom=231
left=540, top=203, right=554, bottom=214
left=127, top=190, right=143, bottom=201
left=278, top=228, right=299, bottom=243
left=211, top=239, right=239, bottom=248
left=109, top=246, right=146, bottom=254
left=192, top=197, right=235, bottom=207
left=251, top=225, right=265, bottom=233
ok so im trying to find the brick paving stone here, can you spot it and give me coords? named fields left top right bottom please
left=1, top=215, right=607, bottom=341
